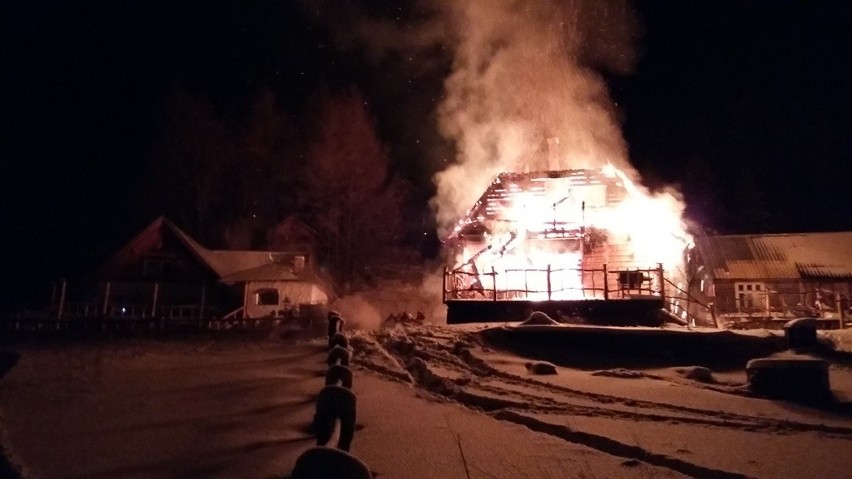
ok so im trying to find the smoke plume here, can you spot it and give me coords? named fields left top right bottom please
left=429, top=0, right=639, bottom=234
left=302, top=0, right=642, bottom=234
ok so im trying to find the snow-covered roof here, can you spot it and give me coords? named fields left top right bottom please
left=200, top=250, right=301, bottom=278
left=218, top=261, right=301, bottom=283
left=105, top=216, right=328, bottom=290
left=695, top=232, right=852, bottom=280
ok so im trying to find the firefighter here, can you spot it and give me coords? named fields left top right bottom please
left=327, top=311, right=345, bottom=349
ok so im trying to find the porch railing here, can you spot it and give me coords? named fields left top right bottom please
left=443, top=264, right=665, bottom=302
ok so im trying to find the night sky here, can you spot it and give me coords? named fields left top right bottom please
left=1, top=1, right=850, bottom=313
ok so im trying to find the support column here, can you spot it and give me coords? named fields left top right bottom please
left=546, top=265, right=552, bottom=301
left=199, top=284, right=207, bottom=320
left=491, top=267, right=497, bottom=301
left=243, top=282, right=249, bottom=320
left=57, top=279, right=67, bottom=320
left=442, top=267, right=447, bottom=301
left=102, top=282, right=111, bottom=316
left=151, top=282, right=159, bottom=318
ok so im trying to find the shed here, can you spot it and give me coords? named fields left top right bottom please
left=689, top=232, right=852, bottom=328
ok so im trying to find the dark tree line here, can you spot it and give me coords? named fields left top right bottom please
left=151, top=85, right=410, bottom=292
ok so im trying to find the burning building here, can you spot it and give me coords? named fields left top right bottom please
left=442, top=162, right=690, bottom=325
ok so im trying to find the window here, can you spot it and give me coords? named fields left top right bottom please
left=256, top=288, right=279, bottom=305
left=735, top=282, right=766, bottom=310
left=618, top=271, right=646, bottom=290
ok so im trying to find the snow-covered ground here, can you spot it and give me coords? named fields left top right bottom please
left=1, top=324, right=851, bottom=479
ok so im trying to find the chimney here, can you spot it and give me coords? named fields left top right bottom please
left=294, top=255, right=306, bottom=272
left=546, top=137, right=560, bottom=170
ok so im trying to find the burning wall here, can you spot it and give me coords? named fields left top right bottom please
left=445, top=165, right=685, bottom=301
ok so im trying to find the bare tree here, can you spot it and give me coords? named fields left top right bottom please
left=225, top=88, right=301, bottom=248
left=302, top=88, right=408, bottom=291
left=154, top=87, right=237, bottom=245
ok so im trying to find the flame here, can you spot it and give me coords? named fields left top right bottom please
left=594, top=163, right=693, bottom=272
left=452, top=163, right=692, bottom=301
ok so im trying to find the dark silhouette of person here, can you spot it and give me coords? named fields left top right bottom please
left=327, top=311, right=345, bottom=349
left=313, top=385, right=357, bottom=451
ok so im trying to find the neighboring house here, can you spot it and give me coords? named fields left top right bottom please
left=64, top=216, right=331, bottom=321
left=687, top=232, right=852, bottom=328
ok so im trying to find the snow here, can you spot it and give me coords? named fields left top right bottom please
left=823, top=327, right=852, bottom=353
left=1, top=323, right=852, bottom=479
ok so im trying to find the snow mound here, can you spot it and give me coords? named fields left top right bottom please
left=822, top=328, right=852, bottom=353
left=405, top=357, right=459, bottom=395
left=746, top=354, right=831, bottom=402
left=525, top=361, right=558, bottom=375
left=591, top=368, right=647, bottom=379
left=519, top=311, right=560, bottom=326
left=348, top=332, right=413, bottom=383
left=675, top=366, right=715, bottom=383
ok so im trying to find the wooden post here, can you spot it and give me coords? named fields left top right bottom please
left=491, top=266, right=497, bottom=301
left=602, top=264, right=609, bottom=300
left=57, top=279, right=67, bottom=320
left=710, top=303, right=719, bottom=329
left=657, top=263, right=665, bottom=304
left=546, top=265, right=552, bottom=301
left=199, top=284, right=207, bottom=320
left=102, top=281, right=111, bottom=316
left=243, top=282, right=249, bottom=320
left=151, top=282, right=159, bottom=318
left=442, top=267, right=447, bottom=301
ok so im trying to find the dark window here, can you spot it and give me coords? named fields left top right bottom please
left=143, top=259, right=164, bottom=279
left=256, top=289, right=279, bottom=305
left=618, top=271, right=645, bottom=289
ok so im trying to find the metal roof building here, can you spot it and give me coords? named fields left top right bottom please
left=694, top=232, right=852, bottom=281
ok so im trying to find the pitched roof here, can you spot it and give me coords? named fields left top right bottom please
left=694, top=232, right=852, bottom=280
left=101, top=216, right=211, bottom=278
left=104, top=217, right=329, bottom=289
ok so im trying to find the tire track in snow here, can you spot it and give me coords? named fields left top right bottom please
left=493, top=410, right=755, bottom=479
left=356, top=330, right=761, bottom=478
left=368, top=327, right=852, bottom=439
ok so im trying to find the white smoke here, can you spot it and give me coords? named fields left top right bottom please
left=429, top=0, right=639, bottom=235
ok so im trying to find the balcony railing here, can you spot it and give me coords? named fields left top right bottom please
left=443, top=264, right=665, bottom=302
